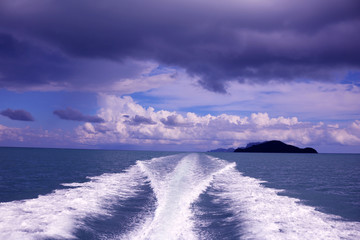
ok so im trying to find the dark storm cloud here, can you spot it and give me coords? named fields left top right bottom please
left=53, top=108, right=104, bottom=123
left=0, top=32, right=71, bottom=89
left=0, top=32, right=147, bottom=91
left=0, top=108, right=34, bottom=121
left=0, top=0, right=360, bottom=92
left=125, top=115, right=157, bottom=126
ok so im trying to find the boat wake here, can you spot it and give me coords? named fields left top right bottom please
left=0, top=166, right=146, bottom=240
left=0, top=153, right=359, bottom=240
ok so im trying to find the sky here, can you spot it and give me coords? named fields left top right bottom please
left=0, top=0, right=360, bottom=153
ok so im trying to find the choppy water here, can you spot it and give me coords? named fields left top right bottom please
left=0, top=148, right=359, bottom=239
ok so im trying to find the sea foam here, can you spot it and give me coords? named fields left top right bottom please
left=0, top=165, right=145, bottom=240
left=121, top=153, right=235, bottom=240
left=209, top=157, right=360, bottom=240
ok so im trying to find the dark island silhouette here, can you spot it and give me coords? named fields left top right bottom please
left=234, top=140, right=317, bottom=153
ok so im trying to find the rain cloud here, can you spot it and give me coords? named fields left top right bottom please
left=0, top=0, right=359, bottom=93
left=0, top=108, right=34, bottom=121
left=53, top=108, right=104, bottom=123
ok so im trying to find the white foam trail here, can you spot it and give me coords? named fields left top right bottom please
left=210, top=165, right=360, bottom=240
left=0, top=165, right=146, bottom=240
left=123, top=153, right=235, bottom=240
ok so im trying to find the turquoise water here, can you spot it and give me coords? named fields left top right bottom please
left=0, top=147, right=359, bottom=239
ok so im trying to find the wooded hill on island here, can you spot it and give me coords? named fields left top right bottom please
left=234, top=140, right=317, bottom=153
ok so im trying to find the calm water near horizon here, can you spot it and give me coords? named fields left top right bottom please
left=0, top=147, right=359, bottom=239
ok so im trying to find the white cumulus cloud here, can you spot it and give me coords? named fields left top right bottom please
left=74, top=94, right=360, bottom=151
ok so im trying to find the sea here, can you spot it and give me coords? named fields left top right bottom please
left=0, top=147, right=359, bottom=240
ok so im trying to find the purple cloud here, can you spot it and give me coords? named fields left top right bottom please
left=160, top=115, right=188, bottom=127
left=0, top=0, right=359, bottom=93
left=161, top=115, right=180, bottom=127
left=0, top=108, right=34, bottom=121
left=125, top=115, right=156, bottom=126
left=53, top=108, right=104, bottom=123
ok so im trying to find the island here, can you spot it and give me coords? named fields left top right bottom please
left=234, top=140, right=317, bottom=153
left=207, top=147, right=235, bottom=152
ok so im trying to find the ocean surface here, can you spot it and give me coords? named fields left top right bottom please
left=0, top=147, right=359, bottom=240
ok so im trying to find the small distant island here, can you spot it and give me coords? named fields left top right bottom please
left=209, top=140, right=317, bottom=153
left=208, top=147, right=235, bottom=152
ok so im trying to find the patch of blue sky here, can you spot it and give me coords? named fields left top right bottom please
left=341, top=71, right=360, bottom=86
left=128, top=92, right=167, bottom=110
left=146, top=65, right=178, bottom=77
left=259, top=90, right=282, bottom=95
left=197, top=99, right=262, bottom=115
left=317, top=86, right=338, bottom=92
left=174, top=104, right=254, bottom=117
left=176, top=106, right=217, bottom=116
left=128, top=91, right=219, bottom=116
